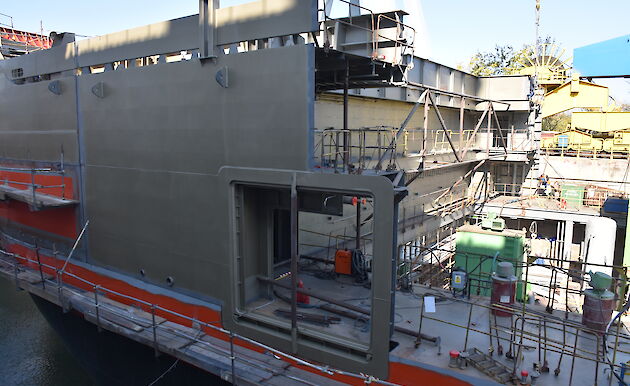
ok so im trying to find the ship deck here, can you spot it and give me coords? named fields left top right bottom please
left=252, top=266, right=630, bottom=385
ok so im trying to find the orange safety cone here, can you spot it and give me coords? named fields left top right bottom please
left=296, top=280, right=310, bottom=304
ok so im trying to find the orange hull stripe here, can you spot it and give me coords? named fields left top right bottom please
left=0, top=201, right=77, bottom=238
left=8, top=242, right=471, bottom=385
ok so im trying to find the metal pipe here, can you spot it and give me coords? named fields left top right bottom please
left=356, top=197, right=361, bottom=250
left=555, top=321, right=567, bottom=375
left=608, top=312, right=623, bottom=386
left=463, top=301, right=474, bottom=352
left=230, top=332, right=237, bottom=385
left=486, top=106, right=491, bottom=157
left=493, top=313, right=503, bottom=355
left=343, top=59, right=349, bottom=172
left=537, top=319, right=542, bottom=364
left=542, top=318, right=549, bottom=372
left=459, top=98, right=465, bottom=158
left=30, top=169, right=36, bottom=207
left=94, top=284, right=102, bottom=332
left=414, top=295, right=426, bottom=347
left=272, top=284, right=438, bottom=343
left=568, top=328, right=580, bottom=385
left=35, top=247, right=45, bottom=290
left=290, top=174, right=298, bottom=353
left=59, top=220, right=90, bottom=273
left=595, top=334, right=600, bottom=385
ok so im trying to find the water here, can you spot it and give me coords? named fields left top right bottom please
left=0, top=279, right=227, bottom=386
left=0, top=279, right=94, bottom=386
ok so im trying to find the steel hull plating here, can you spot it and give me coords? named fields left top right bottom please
left=30, top=294, right=226, bottom=386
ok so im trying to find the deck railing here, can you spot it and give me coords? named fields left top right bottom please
left=0, top=243, right=399, bottom=385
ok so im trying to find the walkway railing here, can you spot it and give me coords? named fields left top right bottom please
left=541, top=146, right=630, bottom=160
left=397, top=241, right=630, bottom=385
left=491, top=181, right=628, bottom=210
left=0, top=165, right=69, bottom=203
left=0, top=244, right=399, bottom=386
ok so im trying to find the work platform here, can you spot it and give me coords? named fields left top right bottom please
left=0, top=183, right=77, bottom=209
left=220, top=262, right=630, bottom=386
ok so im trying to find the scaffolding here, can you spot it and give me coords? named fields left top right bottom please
left=313, top=90, right=523, bottom=174
left=397, top=235, right=630, bottom=385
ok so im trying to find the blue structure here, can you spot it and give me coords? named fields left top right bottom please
left=574, top=34, right=630, bottom=78
left=558, top=134, right=569, bottom=148
left=603, top=198, right=629, bottom=214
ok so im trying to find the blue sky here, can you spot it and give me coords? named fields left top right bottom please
left=2, top=0, right=628, bottom=102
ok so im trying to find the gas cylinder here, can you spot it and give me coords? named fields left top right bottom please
left=582, top=272, right=614, bottom=333
left=296, top=280, right=310, bottom=305
left=491, top=262, right=517, bottom=317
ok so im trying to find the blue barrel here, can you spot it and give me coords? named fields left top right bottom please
left=557, top=134, right=569, bottom=148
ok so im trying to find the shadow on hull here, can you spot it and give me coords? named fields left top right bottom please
left=31, top=295, right=228, bottom=386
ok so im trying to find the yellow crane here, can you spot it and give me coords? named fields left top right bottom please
left=520, top=0, right=630, bottom=154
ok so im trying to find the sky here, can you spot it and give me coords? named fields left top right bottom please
left=1, top=0, right=629, bottom=102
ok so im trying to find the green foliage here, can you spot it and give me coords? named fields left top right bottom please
left=613, top=103, right=630, bottom=112
left=468, top=37, right=556, bottom=77
left=542, top=113, right=571, bottom=132
left=469, top=45, right=532, bottom=76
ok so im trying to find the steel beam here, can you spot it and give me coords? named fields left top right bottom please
left=433, top=159, right=486, bottom=203
left=407, top=81, right=511, bottom=107
left=490, top=103, right=508, bottom=153
left=199, top=0, right=218, bottom=59
left=375, top=89, right=429, bottom=170
left=427, top=92, right=461, bottom=162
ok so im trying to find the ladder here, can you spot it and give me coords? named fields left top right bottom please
left=463, top=347, right=515, bottom=384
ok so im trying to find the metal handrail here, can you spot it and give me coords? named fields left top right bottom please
left=314, top=124, right=525, bottom=172
left=541, top=145, right=630, bottom=159
left=319, top=0, right=415, bottom=66
left=0, top=246, right=400, bottom=385
left=0, top=156, right=68, bottom=202
left=2, top=176, right=68, bottom=202
left=491, top=182, right=628, bottom=209
left=0, top=13, right=13, bottom=28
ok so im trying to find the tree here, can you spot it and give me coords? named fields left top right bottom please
left=469, top=45, right=532, bottom=76
left=468, top=37, right=556, bottom=77
left=542, top=113, right=571, bottom=132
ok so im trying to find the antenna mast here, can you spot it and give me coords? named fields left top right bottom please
left=534, top=0, right=541, bottom=78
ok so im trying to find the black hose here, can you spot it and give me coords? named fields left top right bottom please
left=352, top=249, right=368, bottom=283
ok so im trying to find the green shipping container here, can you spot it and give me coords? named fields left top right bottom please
left=454, top=224, right=528, bottom=299
left=560, top=184, right=585, bottom=206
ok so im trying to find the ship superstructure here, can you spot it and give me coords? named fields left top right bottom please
left=0, top=1, right=628, bottom=385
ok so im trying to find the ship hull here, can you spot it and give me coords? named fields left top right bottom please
left=30, top=294, right=226, bottom=386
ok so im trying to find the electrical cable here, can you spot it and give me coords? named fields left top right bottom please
left=147, top=359, right=180, bottom=386
left=145, top=324, right=206, bottom=385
